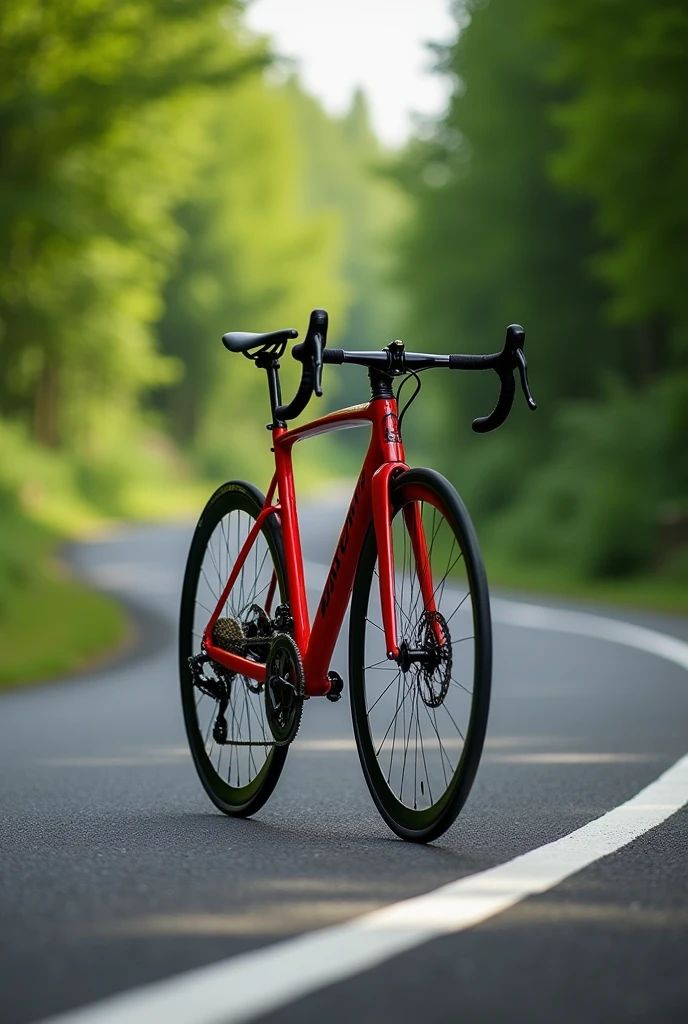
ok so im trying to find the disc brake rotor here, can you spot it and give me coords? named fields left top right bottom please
left=416, top=610, right=452, bottom=708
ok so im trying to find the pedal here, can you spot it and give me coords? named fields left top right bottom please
left=325, top=671, right=344, bottom=702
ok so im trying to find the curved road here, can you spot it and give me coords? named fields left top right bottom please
left=1, top=499, right=688, bottom=1023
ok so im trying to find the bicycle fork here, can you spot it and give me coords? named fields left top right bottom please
left=371, top=464, right=442, bottom=660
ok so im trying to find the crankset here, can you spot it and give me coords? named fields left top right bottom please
left=264, top=633, right=304, bottom=745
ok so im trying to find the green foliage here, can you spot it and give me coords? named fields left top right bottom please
left=0, top=1, right=404, bottom=508
left=395, top=0, right=688, bottom=583
left=488, top=382, right=668, bottom=577
left=155, top=76, right=407, bottom=477
left=0, top=0, right=261, bottom=450
left=154, top=73, right=348, bottom=478
left=0, top=494, right=125, bottom=687
left=286, top=83, right=409, bottom=355
left=544, top=0, right=688, bottom=328
left=0, top=466, right=124, bottom=687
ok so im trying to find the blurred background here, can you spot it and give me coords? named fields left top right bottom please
left=1, top=0, right=686, bottom=686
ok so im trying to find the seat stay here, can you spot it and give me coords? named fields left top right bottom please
left=201, top=502, right=281, bottom=683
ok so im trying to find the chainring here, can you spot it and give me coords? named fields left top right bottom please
left=415, top=610, right=452, bottom=708
left=264, top=633, right=304, bottom=746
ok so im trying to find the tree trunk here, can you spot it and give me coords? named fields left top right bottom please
left=33, top=358, right=60, bottom=447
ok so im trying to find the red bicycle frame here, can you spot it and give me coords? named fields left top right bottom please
left=202, top=394, right=437, bottom=697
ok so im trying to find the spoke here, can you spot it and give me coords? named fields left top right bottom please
left=376, top=671, right=405, bottom=760
left=440, top=699, right=466, bottom=742
left=366, top=616, right=385, bottom=634
left=407, top=511, right=418, bottom=633
left=430, top=549, right=465, bottom=609
left=206, top=537, right=222, bottom=595
left=199, top=566, right=217, bottom=607
left=374, top=565, right=414, bottom=635
left=220, top=515, right=228, bottom=605
left=445, top=588, right=471, bottom=625
left=253, top=529, right=259, bottom=606
left=435, top=536, right=457, bottom=610
left=364, top=657, right=397, bottom=670
left=421, top=699, right=452, bottom=785
left=215, top=528, right=226, bottom=604
left=236, top=546, right=271, bottom=618
left=400, top=521, right=407, bottom=634
left=376, top=672, right=413, bottom=762
left=227, top=687, right=243, bottom=783
left=246, top=678, right=270, bottom=743
left=417, top=706, right=433, bottom=805
left=245, top=684, right=257, bottom=777
left=234, top=687, right=248, bottom=786
left=399, top=679, right=418, bottom=803
left=450, top=676, right=473, bottom=696
left=204, top=710, right=214, bottom=751
left=408, top=505, right=444, bottom=625
left=388, top=672, right=410, bottom=784
left=413, top=685, right=419, bottom=809
left=366, top=672, right=401, bottom=715
left=237, top=513, right=245, bottom=617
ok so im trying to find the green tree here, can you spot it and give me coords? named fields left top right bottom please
left=395, top=0, right=618, bottom=521
left=545, top=0, right=688, bottom=337
left=0, top=0, right=261, bottom=449
left=155, top=72, right=347, bottom=478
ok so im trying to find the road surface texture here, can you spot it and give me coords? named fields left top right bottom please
left=1, top=494, right=687, bottom=1024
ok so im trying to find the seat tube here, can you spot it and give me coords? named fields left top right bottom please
left=273, top=430, right=310, bottom=650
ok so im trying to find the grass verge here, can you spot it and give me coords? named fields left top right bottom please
left=0, top=504, right=126, bottom=690
left=486, top=555, right=688, bottom=617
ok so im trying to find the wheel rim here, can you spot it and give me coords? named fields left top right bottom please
left=360, top=485, right=480, bottom=825
left=190, top=506, right=282, bottom=798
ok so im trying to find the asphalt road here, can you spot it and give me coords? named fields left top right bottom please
left=1, top=496, right=688, bottom=1024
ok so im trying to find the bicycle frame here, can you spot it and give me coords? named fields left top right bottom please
left=202, top=394, right=437, bottom=697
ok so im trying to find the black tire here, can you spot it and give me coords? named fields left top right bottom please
left=349, top=468, right=492, bottom=843
left=179, top=480, right=289, bottom=817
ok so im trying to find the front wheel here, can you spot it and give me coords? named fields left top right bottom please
left=349, top=468, right=492, bottom=843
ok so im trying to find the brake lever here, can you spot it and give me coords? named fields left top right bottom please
left=514, top=347, right=537, bottom=410
left=312, top=333, right=324, bottom=397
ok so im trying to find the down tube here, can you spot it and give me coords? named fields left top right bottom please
left=303, top=466, right=373, bottom=695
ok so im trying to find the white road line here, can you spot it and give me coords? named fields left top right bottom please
left=491, top=597, right=688, bottom=670
left=42, top=595, right=688, bottom=1024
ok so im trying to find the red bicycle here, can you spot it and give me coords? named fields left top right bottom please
left=179, top=309, right=536, bottom=842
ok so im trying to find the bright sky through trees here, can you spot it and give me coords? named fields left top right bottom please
left=244, top=0, right=457, bottom=147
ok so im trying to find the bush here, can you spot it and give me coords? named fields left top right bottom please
left=488, top=379, right=671, bottom=579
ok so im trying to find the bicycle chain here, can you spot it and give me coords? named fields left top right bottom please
left=188, top=646, right=298, bottom=749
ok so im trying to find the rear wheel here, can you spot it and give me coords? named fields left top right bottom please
left=349, top=468, right=492, bottom=843
left=179, top=481, right=289, bottom=817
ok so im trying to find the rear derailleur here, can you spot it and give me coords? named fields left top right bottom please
left=187, top=653, right=230, bottom=744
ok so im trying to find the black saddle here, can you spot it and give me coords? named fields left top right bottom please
left=222, top=328, right=297, bottom=354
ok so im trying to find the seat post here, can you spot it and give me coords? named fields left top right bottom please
left=257, top=353, right=283, bottom=427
